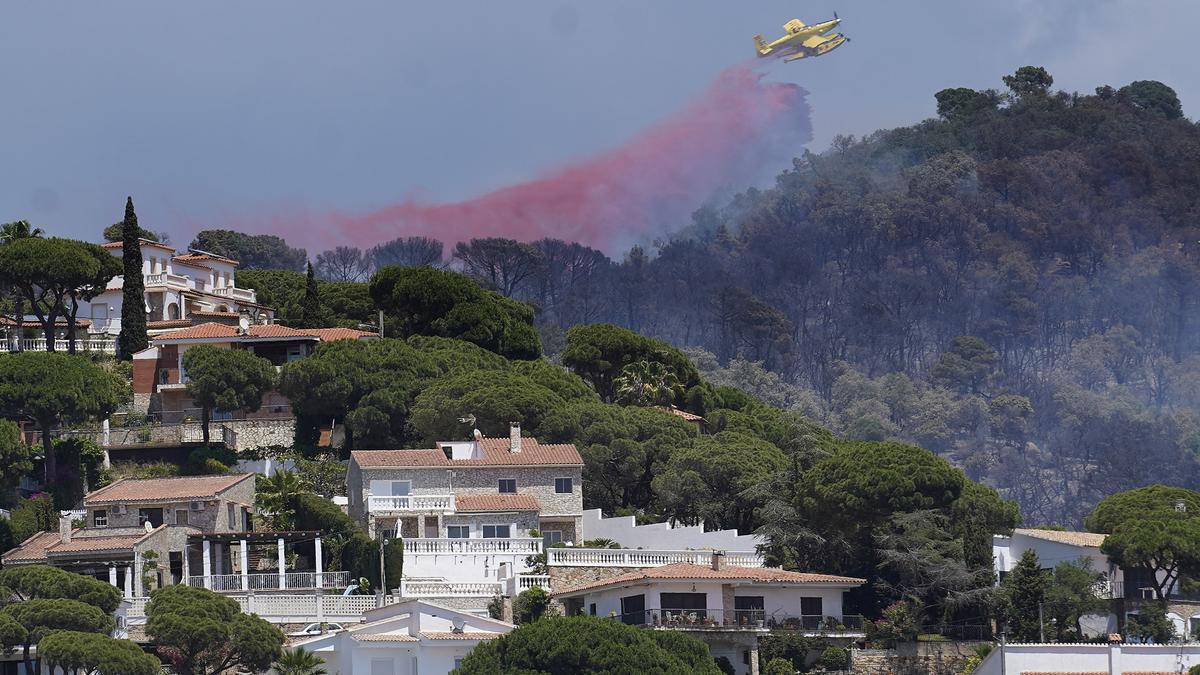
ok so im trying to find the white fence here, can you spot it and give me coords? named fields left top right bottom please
left=582, top=509, right=762, bottom=551
left=128, top=592, right=391, bottom=623
left=507, top=574, right=551, bottom=595
left=186, top=570, right=350, bottom=592
left=399, top=580, right=503, bottom=598
left=369, top=495, right=455, bottom=513
left=548, top=548, right=763, bottom=568
left=404, top=538, right=542, bottom=555
left=0, top=338, right=117, bottom=353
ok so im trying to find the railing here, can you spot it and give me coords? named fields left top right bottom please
left=0, top=338, right=117, bottom=353
left=211, top=286, right=257, bottom=302
left=400, top=579, right=504, bottom=598
left=368, top=495, right=456, bottom=513
left=507, top=574, right=551, bottom=595
left=144, top=273, right=190, bottom=288
left=606, top=609, right=864, bottom=633
left=127, top=593, right=395, bottom=622
left=403, top=538, right=543, bottom=555
left=186, top=570, right=350, bottom=592
left=548, top=548, right=763, bottom=568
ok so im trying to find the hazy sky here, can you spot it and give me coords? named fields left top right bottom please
left=2, top=1, right=1196, bottom=249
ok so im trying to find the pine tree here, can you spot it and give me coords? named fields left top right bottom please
left=1001, top=548, right=1048, bottom=642
left=116, top=197, right=148, bottom=359
left=300, top=261, right=321, bottom=328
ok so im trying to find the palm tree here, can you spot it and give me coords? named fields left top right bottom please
left=0, top=220, right=43, bottom=351
left=613, top=360, right=683, bottom=407
left=273, top=647, right=329, bottom=675
left=255, top=469, right=308, bottom=530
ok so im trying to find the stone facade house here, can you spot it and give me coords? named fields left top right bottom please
left=348, top=424, right=584, bottom=545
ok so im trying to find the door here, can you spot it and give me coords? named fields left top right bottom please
left=370, top=658, right=394, bottom=675
left=661, top=593, right=707, bottom=621
left=620, top=593, right=646, bottom=625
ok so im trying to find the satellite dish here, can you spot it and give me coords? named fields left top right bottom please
left=143, top=521, right=154, bottom=533
left=450, top=619, right=466, bottom=633
left=238, top=315, right=250, bottom=331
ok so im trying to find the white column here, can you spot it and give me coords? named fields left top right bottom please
left=202, top=539, right=212, bottom=590
left=133, top=552, right=144, bottom=597
left=314, top=536, right=324, bottom=589
left=123, top=565, right=133, bottom=598
left=240, top=539, right=249, bottom=591
left=109, top=565, right=118, bottom=588
left=182, top=542, right=190, bottom=582
left=277, top=537, right=286, bottom=590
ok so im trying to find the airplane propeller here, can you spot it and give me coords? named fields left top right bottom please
left=834, top=11, right=839, bottom=19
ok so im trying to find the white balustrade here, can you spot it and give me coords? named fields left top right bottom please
left=547, top=548, right=764, bottom=568
left=128, top=592, right=392, bottom=622
left=368, top=494, right=455, bottom=513
left=400, top=580, right=504, bottom=598
left=145, top=273, right=165, bottom=285
left=186, top=570, right=349, bottom=592
left=403, top=538, right=542, bottom=555
left=0, top=338, right=117, bottom=354
left=507, top=574, right=551, bottom=595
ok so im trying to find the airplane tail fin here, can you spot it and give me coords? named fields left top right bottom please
left=753, top=34, right=769, bottom=54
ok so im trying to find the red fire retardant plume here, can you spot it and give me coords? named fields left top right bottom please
left=317, top=66, right=809, bottom=254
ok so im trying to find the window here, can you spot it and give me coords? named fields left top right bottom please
left=175, top=510, right=189, bottom=526
left=735, top=596, right=765, bottom=625
left=390, top=481, right=411, bottom=496
left=93, top=510, right=108, bottom=527
left=661, top=593, right=707, bottom=620
left=482, top=525, right=511, bottom=539
left=800, top=596, right=823, bottom=629
left=138, top=508, right=163, bottom=528
left=498, top=479, right=516, bottom=494
left=447, top=525, right=470, bottom=539
left=620, top=594, right=646, bottom=625
left=589, top=603, right=597, bottom=616
left=227, top=504, right=237, bottom=530
left=543, top=530, right=563, bottom=546
left=554, top=477, right=573, bottom=494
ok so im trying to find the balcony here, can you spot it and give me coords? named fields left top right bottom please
left=0, top=338, right=116, bottom=354
left=368, top=494, right=455, bottom=513
left=185, top=570, right=351, bottom=593
left=402, top=537, right=542, bottom=555
left=210, top=286, right=257, bottom=302
left=144, top=272, right=190, bottom=290
left=548, top=548, right=763, bottom=568
left=612, top=609, right=865, bottom=634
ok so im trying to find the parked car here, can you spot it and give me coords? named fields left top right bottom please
left=288, top=622, right=345, bottom=637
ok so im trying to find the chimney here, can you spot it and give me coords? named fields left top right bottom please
left=711, top=550, right=725, bottom=571
left=509, top=422, right=522, bottom=453
left=59, top=516, right=72, bottom=544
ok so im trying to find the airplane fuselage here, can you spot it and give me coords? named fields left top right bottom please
left=756, top=17, right=846, bottom=62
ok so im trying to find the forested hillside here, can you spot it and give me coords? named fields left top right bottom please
left=236, top=68, right=1200, bottom=526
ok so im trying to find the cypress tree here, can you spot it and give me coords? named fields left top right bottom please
left=300, top=261, right=321, bottom=328
left=116, top=197, right=148, bottom=359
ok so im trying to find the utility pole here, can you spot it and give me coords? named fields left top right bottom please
left=379, top=536, right=387, bottom=595
left=1039, top=602, right=1045, bottom=642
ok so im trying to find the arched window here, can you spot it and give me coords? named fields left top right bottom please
left=167, top=303, right=180, bottom=320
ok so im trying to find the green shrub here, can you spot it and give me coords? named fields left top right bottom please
left=8, top=495, right=55, bottom=543
left=715, top=655, right=736, bottom=674
left=109, top=461, right=178, bottom=480
left=182, top=446, right=236, bottom=475
left=487, top=595, right=505, bottom=620
left=512, top=587, right=551, bottom=624
left=764, top=658, right=796, bottom=675
left=818, top=646, right=850, bottom=671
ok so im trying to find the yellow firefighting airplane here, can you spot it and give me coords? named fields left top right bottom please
left=754, top=14, right=848, bottom=62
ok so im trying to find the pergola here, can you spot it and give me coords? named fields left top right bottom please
left=185, top=531, right=347, bottom=593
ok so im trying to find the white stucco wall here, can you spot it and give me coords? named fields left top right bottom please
left=974, top=642, right=1200, bottom=675
left=581, top=509, right=762, bottom=550
left=574, top=581, right=847, bottom=622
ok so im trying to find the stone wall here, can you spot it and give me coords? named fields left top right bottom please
left=548, top=564, right=654, bottom=591
left=62, top=418, right=293, bottom=452
left=851, top=641, right=988, bottom=675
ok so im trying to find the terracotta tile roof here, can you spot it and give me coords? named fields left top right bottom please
left=246, top=324, right=314, bottom=338
left=47, top=534, right=145, bottom=555
left=190, top=310, right=240, bottom=317
left=1, top=531, right=61, bottom=563
left=352, top=437, right=582, bottom=469
left=101, top=239, right=176, bottom=252
left=456, top=494, right=540, bottom=512
left=147, top=319, right=194, bottom=329
left=87, top=474, right=255, bottom=504
left=307, top=328, right=376, bottom=342
left=659, top=406, right=706, bottom=423
left=353, top=633, right=419, bottom=642
left=152, top=322, right=239, bottom=341
left=1014, top=528, right=1107, bottom=548
left=168, top=257, right=212, bottom=269
left=420, top=632, right=502, bottom=640
left=0, top=316, right=91, bottom=327
left=553, top=563, right=866, bottom=597
left=173, top=253, right=239, bottom=266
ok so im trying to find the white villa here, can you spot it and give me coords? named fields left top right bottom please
left=88, top=238, right=273, bottom=338
left=553, top=553, right=865, bottom=675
